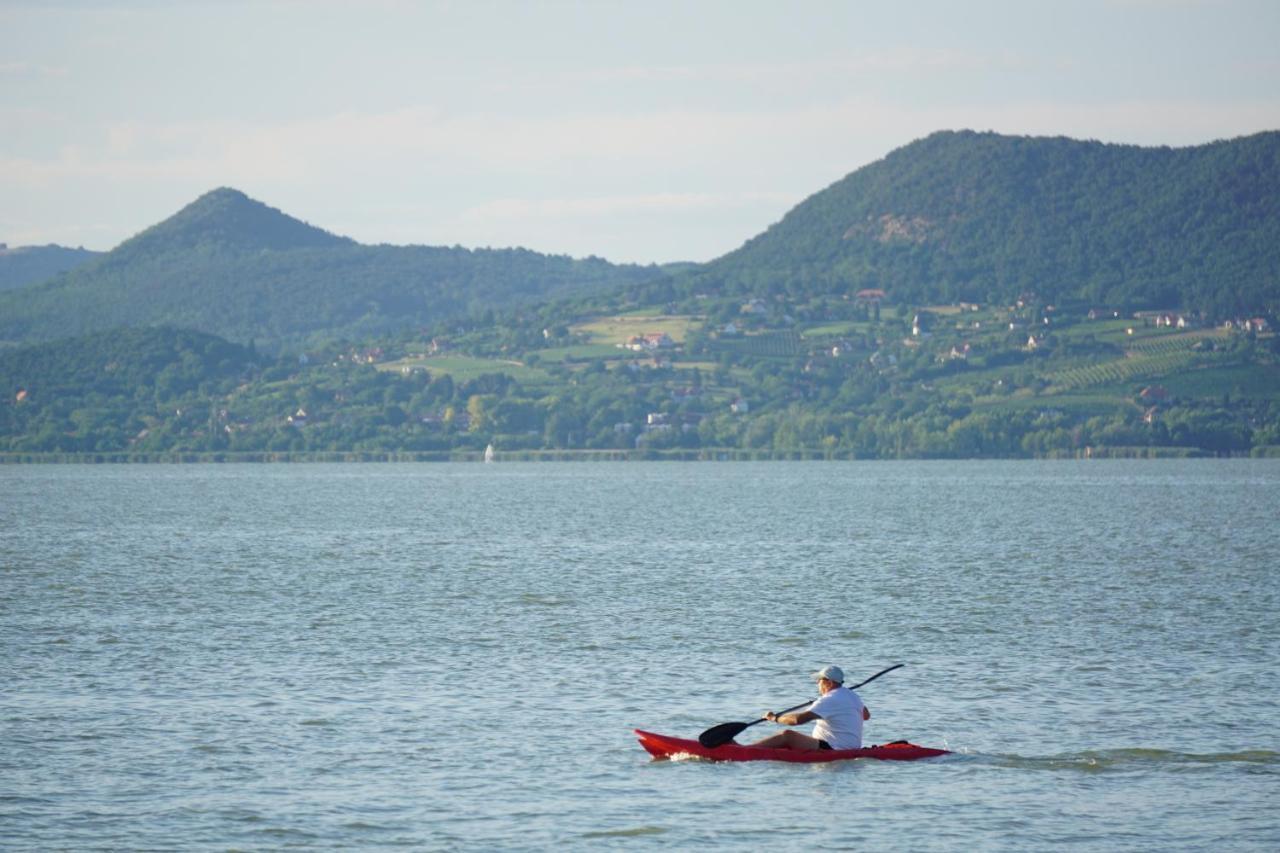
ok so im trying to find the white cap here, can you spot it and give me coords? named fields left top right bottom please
left=812, top=665, right=844, bottom=683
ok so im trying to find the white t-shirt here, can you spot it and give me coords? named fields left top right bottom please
left=807, top=687, right=864, bottom=750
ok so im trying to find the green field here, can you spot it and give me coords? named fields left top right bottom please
left=536, top=343, right=627, bottom=362
left=801, top=321, right=867, bottom=338
left=1158, top=362, right=1280, bottom=399
left=1056, top=318, right=1134, bottom=342
left=1059, top=321, right=1227, bottom=349
left=376, top=355, right=550, bottom=383
left=1123, top=328, right=1229, bottom=354
left=932, top=361, right=1021, bottom=390
left=975, top=393, right=1138, bottom=416
left=572, top=313, right=701, bottom=346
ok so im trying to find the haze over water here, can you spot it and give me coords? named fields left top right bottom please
left=3, top=461, right=1277, bottom=849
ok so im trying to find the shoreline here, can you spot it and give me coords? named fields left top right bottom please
left=3, top=446, right=1274, bottom=464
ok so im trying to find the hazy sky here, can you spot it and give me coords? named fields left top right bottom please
left=3, top=0, right=1278, bottom=264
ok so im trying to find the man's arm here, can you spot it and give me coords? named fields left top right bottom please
left=770, top=706, right=868, bottom=724
left=765, top=709, right=819, bottom=726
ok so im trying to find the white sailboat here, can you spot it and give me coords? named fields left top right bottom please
left=484, top=443, right=495, bottom=463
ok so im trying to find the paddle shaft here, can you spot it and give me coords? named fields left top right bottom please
left=696, top=663, right=905, bottom=747
left=754, top=663, right=904, bottom=726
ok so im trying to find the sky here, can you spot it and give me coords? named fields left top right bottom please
left=2, top=0, right=1279, bottom=264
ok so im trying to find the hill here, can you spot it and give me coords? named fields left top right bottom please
left=685, top=130, right=1280, bottom=317
left=3, top=299, right=1276, bottom=459
left=0, top=189, right=662, bottom=351
left=0, top=326, right=264, bottom=453
left=105, top=186, right=355, bottom=259
left=0, top=243, right=101, bottom=292
left=3, top=131, right=1279, bottom=460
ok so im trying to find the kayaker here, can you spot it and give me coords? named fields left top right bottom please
left=752, top=665, right=870, bottom=751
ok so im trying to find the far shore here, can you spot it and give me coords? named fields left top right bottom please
left=4, top=446, right=1276, bottom=464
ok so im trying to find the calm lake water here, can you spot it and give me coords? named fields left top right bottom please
left=2, top=461, right=1278, bottom=850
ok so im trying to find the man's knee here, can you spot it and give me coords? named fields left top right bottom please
left=781, top=730, right=818, bottom=750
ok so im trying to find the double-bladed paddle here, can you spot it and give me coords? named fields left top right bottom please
left=696, top=663, right=905, bottom=748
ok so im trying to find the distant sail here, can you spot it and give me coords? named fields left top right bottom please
left=484, top=443, right=495, bottom=463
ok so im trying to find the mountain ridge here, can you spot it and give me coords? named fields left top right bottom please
left=689, top=129, right=1280, bottom=316
left=0, top=243, right=101, bottom=292
left=4, top=129, right=1278, bottom=352
left=0, top=189, right=662, bottom=350
left=100, top=188, right=354, bottom=263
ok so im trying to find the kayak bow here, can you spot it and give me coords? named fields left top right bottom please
left=635, top=729, right=948, bottom=763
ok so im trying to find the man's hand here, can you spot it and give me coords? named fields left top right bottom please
left=768, top=710, right=805, bottom=725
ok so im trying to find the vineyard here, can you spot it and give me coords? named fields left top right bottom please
left=1045, top=329, right=1235, bottom=391
left=712, top=331, right=802, bottom=358
left=1122, top=328, right=1229, bottom=356
left=1046, top=350, right=1231, bottom=391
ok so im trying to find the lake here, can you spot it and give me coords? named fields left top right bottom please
left=2, top=460, right=1277, bottom=849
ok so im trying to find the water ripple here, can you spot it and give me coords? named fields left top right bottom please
left=2, top=460, right=1278, bottom=849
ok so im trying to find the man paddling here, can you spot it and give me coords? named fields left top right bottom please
left=751, top=665, right=870, bottom=751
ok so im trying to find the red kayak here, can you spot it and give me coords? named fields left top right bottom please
left=635, top=729, right=949, bottom=763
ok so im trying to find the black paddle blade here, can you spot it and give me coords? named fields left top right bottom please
left=698, top=721, right=749, bottom=748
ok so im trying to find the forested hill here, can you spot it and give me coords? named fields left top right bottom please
left=6, top=133, right=1277, bottom=353
left=0, top=244, right=100, bottom=292
left=106, top=186, right=355, bottom=260
left=686, top=130, right=1280, bottom=316
left=0, top=188, right=662, bottom=351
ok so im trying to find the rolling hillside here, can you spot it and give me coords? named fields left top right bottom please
left=0, top=244, right=101, bottom=292
left=687, top=130, right=1280, bottom=317
left=0, top=189, right=663, bottom=351
left=6, top=133, right=1278, bottom=354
